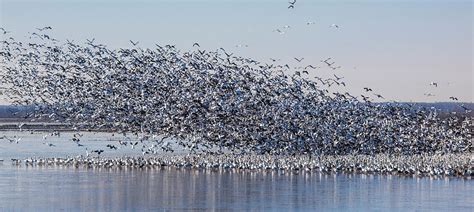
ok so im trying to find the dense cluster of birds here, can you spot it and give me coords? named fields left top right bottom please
left=10, top=153, right=473, bottom=177
left=0, top=28, right=472, bottom=157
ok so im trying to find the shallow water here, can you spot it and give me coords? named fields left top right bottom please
left=0, top=131, right=184, bottom=159
left=0, top=165, right=472, bottom=211
left=0, top=131, right=473, bottom=211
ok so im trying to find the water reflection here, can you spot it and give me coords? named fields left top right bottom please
left=0, top=166, right=472, bottom=211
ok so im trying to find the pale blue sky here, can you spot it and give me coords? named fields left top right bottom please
left=0, top=0, right=472, bottom=102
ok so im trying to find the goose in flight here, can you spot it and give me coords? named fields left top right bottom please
left=43, top=142, right=56, bottom=147
left=322, top=58, right=335, bottom=66
left=36, top=26, right=52, bottom=31
left=270, top=58, right=280, bottom=62
left=224, top=51, right=233, bottom=57
left=305, top=65, right=319, bottom=70
left=294, top=57, right=304, bottom=62
left=0, top=136, right=19, bottom=143
left=288, top=0, right=296, bottom=9
left=106, top=144, right=118, bottom=150
left=130, top=40, right=139, bottom=46
left=374, top=94, right=384, bottom=99
left=360, top=95, right=371, bottom=102
left=131, top=141, right=139, bottom=149
left=92, top=149, right=104, bottom=155
left=330, top=24, right=340, bottom=29
left=193, top=42, right=200, bottom=47
left=86, top=38, right=95, bottom=45
left=29, top=32, right=44, bottom=40
left=429, top=82, right=438, bottom=87
left=449, top=96, right=458, bottom=101
left=273, top=29, right=285, bottom=35
left=0, top=27, right=11, bottom=34
left=333, top=74, right=344, bottom=81
left=18, top=123, right=25, bottom=131
left=363, top=87, right=372, bottom=92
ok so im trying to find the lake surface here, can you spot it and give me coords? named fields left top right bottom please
left=0, top=131, right=473, bottom=211
left=0, top=131, right=191, bottom=159
left=0, top=164, right=472, bottom=211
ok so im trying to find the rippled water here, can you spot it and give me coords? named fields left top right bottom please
left=0, top=165, right=472, bottom=211
left=0, top=131, right=473, bottom=211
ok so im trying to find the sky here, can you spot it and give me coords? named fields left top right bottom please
left=0, top=0, right=472, bottom=103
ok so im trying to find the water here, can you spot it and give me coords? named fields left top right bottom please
left=0, top=131, right=185, bottom=159
left=0, top=131, right=473, bottom=211
left=0, top=165, right=472, bottom=211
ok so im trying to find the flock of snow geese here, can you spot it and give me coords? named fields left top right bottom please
left=0, top=23, right=472, bottom=175
left=0, top=12, right=474, bottom=176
